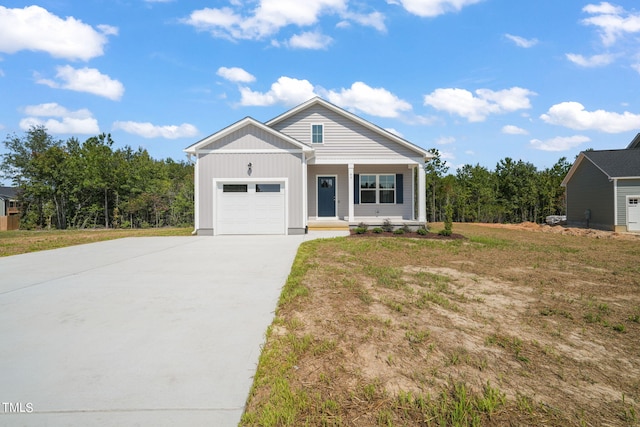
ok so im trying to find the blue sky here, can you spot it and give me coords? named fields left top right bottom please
left=2, top=0, right=640, bottom=174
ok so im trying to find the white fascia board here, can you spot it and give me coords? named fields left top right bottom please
left=266, top=97, right=432, bottom=160
left=184, top=117, right=313, bottom=154
left=310, top=157, right=423, bottom=165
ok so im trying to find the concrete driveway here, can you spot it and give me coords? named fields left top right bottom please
left=0, top=232, right=346, bottom=426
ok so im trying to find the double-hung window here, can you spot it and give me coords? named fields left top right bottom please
left=360, top=174, right=395, bottom=204
left=311, top=124, right=323, bottom=143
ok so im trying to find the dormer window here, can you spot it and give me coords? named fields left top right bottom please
left=311, top=124, right=323, bottom=143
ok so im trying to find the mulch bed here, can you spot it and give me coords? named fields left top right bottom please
left=349, top=230, right=466, bottom=240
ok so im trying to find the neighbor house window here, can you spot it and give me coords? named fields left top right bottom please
left=360, top=174, right=395, bottom=204
left=311, top=124, right=323, bottom=143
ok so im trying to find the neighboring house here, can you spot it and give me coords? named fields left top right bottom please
left=561, top=136, right=640, bottom=232
left=185, top=97, right=432, bottom=235
left=0, top=186, right=20, bottom=231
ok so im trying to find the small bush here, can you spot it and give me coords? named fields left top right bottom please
left=401, top=223, right=411, bottom=233
left=357, top=222, right=369, bottom=231
left=354, top=227, right=368, bottom=234
left=417, top=227, right=428, bottom=235
left=393, top=228, right=405, bottom=235
left=372, top=227, right=383, bottom=234
left=382, top=219, right=393, bottom=232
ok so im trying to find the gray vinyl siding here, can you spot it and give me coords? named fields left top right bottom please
left=197, top=152, right=304, bottom=232
left=199, top=123, right=303, bottom=151
left=566, top=159, right=614, bottom=230
left=307, top=165, right=413, bottom=220
left=271, top=105, right=421, bottom=161
left=616, top=179, right=640, bottom=226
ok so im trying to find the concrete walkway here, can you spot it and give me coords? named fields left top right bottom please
left=0, top=231, right=348, bottom=426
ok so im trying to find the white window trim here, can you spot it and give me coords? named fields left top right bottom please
left=311, top=123, right=324, bottom=144
left=360, top=174, right=396, bottom=204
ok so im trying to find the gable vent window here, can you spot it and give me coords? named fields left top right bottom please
left=311, top=124, right=324, bottom=143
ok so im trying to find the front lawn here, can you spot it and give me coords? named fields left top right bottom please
left=241, top=223, right=640, bottom=426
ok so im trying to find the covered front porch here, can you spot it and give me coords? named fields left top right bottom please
left=305, top=162, right=426, bottom=229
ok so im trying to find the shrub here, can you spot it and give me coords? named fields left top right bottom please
left=439, top=203, right=453, bottom=236
left=401, top=223, right=411, bottom=233
left=382, top=219, right=393, bottom=232
left=417, top=227, right=428, bottom=235
left=354, top=227, right=368, bottom=234
left=372, top=227, right=383, bottom=234
left=393, top=228, right=405, bottom=235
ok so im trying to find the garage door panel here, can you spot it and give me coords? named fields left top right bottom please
left=216, top=182, right=285, bottom=235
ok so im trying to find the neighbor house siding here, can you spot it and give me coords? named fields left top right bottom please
left=566, top=159, right=614, bottom=230
left=271, top=105, right=420, bottom=161
left=199, top=123, right=305, bottom=151
left=197, top=152, right=303, bottom=233
left=616, top=179, right=640, bottom=226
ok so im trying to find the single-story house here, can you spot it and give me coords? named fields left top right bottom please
left=185, top=97, right=432, bottom=235
left=561, top=136, right=640, bottom=232
left=0, top=186, right=20, bottom=231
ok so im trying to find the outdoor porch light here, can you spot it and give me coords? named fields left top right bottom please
left=247, top=162, right=252, bottom=175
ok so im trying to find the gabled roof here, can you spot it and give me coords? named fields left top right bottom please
left=627, top=133, right=640, bottom=149
left=0, top=186, right=18, bottom=199
left=184, top=116, right=314, bottom=155
left=266, top=97, right=433, bottom=160
left=562, top=149, right=640, bottom=186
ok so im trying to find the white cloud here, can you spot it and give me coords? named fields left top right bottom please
left=217, top=66, right=256, bottom=83
left=435, top=136, right=456, bottom=145
left=325, top=82, right=412, bottom=118
left=530, top=135, right=590, bottom=152
left=387, top=0, right=483, bottom=17
left=240, top=76, right=318, bottom=106
left=566, top=53, right=615, bottom=67
left=540, top=101, right=640, bottom=133
left=423, top=87, right=535, bottom=122
left=0, top=6, right=116, bottom=61
left=20, top=103, right=99, bottom=134
left=582, top=2, right=640, bottom=46
left=502, top=125, right=529, bottom=135
left=341, top=11, right=386, bottom=32
left=505, top=34, right=538, bottom=48
left=112, top=121, right=198, bottom=139
left=36, top=65, right=124, bottom=101
left=183, top=0, right=348, bottom=41
left=287, top=31, right=333, bottom=49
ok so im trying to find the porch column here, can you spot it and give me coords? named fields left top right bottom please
left=348, top=163, right=355, bottom=222
left=418, top=162, right=426, bottom=223
left=302, top=154, right=308, bottom=228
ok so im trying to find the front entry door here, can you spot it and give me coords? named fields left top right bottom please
left=317, top=176, right=336, bottom=217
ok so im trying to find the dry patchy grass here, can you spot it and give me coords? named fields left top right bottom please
left=242, top=223, right=640, bottom=426
left=0, top=227, right=192, bottom=257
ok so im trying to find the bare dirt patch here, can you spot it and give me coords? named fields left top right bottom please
left=243, top=224, right=640, bottom=426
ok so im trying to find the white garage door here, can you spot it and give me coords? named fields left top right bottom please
left=216, top=182, right=286, bottom=235
left=628, top=197, right=640, bottom=232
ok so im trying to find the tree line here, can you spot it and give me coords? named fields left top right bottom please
left=425, top=149, right=572, bottom=224
left=1, top=126, right=193, bottom=230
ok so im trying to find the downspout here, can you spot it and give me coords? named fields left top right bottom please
left=613, top=178, right=618, bottom=229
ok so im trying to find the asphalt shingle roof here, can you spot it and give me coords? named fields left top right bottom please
left=583, top=149, right=640, bottom=178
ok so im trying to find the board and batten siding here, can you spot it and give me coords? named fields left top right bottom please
left=271, top=105, right=421, bottom=161
left=308, top=165, right=413, bottom=220
left=197, top=152, right=304, bottom=233
left=199, top=123, right=304, bottom=151
left=566, top=159, right=614, bottom=230
left=616, top=179, right=640, bottom=227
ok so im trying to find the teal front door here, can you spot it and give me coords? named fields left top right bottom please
left=317, top=176, right=336, bottom=217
